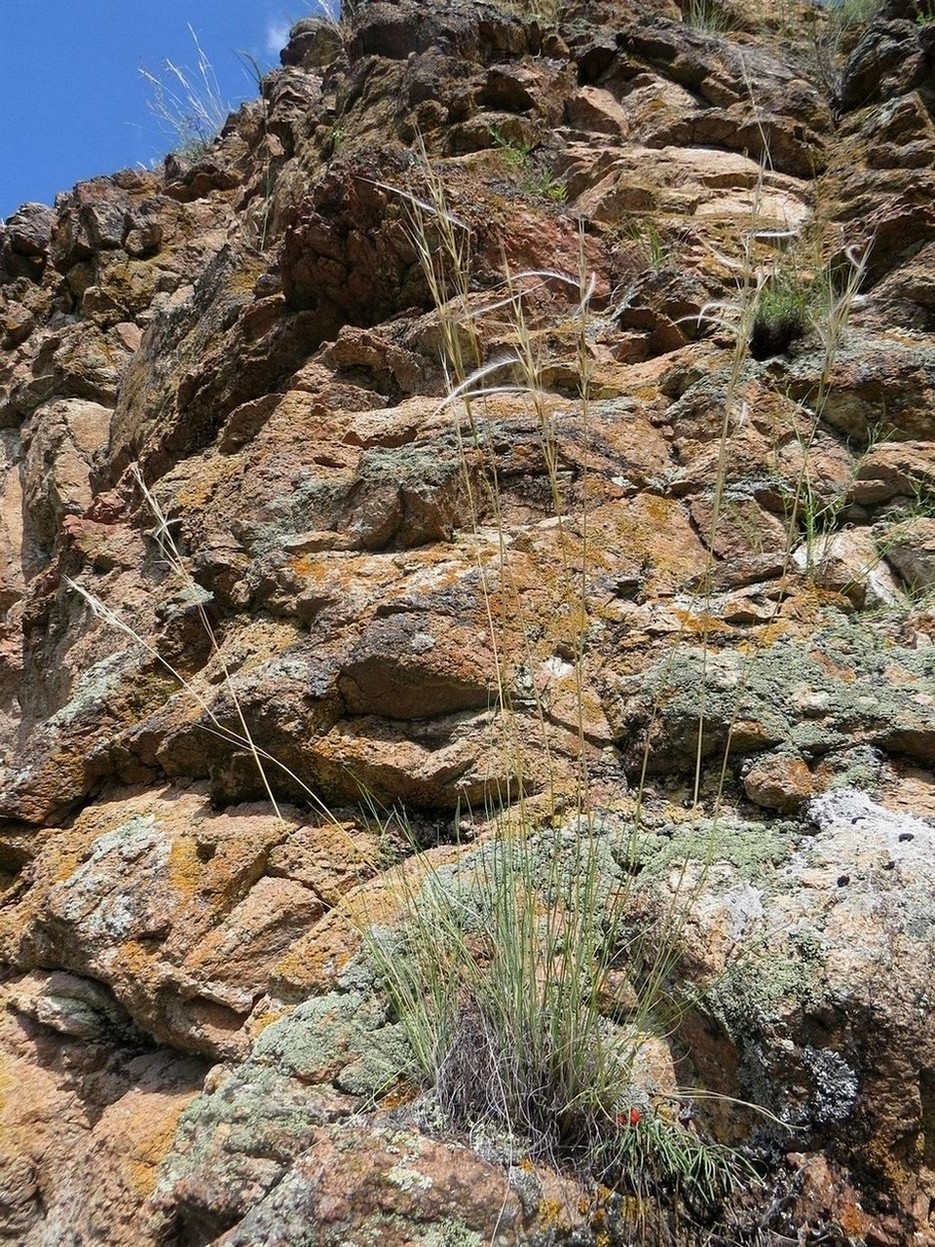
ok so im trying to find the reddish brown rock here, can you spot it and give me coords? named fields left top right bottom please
left=0, top=787, right=381, bottom=1057
left=743, top=751, right=815, bottom=812
left=791, top=528, right=907, bottom=609
left=881, top=516, right=935, bottom=595
left=1, top=0, right=935, bottom=1242
left=851, top=441, right=935, bottom=506
left=0, top=974, right=205, bottom=1246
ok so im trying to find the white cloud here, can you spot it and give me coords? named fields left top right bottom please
left=265, top=18, right=292, bottom=57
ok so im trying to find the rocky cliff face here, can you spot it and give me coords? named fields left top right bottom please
left=1, top=0, right=934, bottom=1243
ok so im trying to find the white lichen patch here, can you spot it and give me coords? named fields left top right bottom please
left=387, top=1162, right=433, bottom=1192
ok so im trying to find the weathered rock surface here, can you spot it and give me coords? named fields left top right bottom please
left=661, top=790, right=935, bottom=1245
left=2, top=0, right=935, bottom=1242
left=0, top=974, right=205, bottom=1245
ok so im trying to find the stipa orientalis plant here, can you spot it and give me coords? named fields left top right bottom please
left=485, top=126, right=567, bottom=202
left=236, top=51, right=277, bottom=253
left=704, top=215, right=872, bottom=584
left=495, top=0, right=564, bottom=22
left=315, top=0, right=362, bottom=25
left=368, top=809, right=760, bottom=1228
left=671, top=201, right=872, bottom=795
left=750, top=266, right=814, bottom=361
left=681, top=0, right=734, bottom=32
left=373, top=818, right=626, bottom=1141
left=779, top=240, right=872, bottom=576
left=665, top=188, right=783, bottom=814
left=64, top=140, right=800, bottom=1239
left=782, top=0, right=883, bottom=97
left=140, top=25, right=230, bottom=158
left=782, top=413, right=893, bottom=591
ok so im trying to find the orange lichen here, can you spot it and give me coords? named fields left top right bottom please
left=172, top=456, right=240, bottom=511
left=124, top=1105, right=194, bottom=1199
left=671, top=607, right=732, bottom=638
left=376, top=1080, right=421, bottom=1110
left=808, top=649, right=858, bottom=683
left=167, top=837, right=202, bottom=899
left=536, top=1198, right=571, bottom=1230
left=289, top=555, right=328, bottom=580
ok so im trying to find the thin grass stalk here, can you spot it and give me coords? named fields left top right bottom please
left=572, top=243, right=597, bottom=813
left=782, top=241, right=871, bottom=546
left=389, top=149, right=529, bottom=810
left=129, top=468, right=286, bottom=819
left=140, top=25, right=229, bottom=156
left=394, top=153, right=601, bottom=816
left=495, top=261, right=598, bottom=811
left=703, top=237, right=871, bottom=818
left=630, top=210, right=871, bottom=1061
left=624, top=167, right=780, bottom=1035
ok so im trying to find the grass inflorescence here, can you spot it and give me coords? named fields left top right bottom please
left=140, top=25, right=230, bottom=158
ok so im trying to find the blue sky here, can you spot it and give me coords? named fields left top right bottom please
left=1, top=3, right=321, bottom=222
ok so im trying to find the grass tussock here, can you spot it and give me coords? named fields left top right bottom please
left=368, top=813, right=756, bottom=1227
left=681, top=0, right=738, bottom=33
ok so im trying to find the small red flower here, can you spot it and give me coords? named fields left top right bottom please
left=614, top=1107, right=642, bottom=1128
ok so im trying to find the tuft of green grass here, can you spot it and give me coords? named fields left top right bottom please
left=681, top=0, right=735, bottom=32
left=749, top=229, right=870, bottom=365
left=791, top=0, right=885, bottom=96
left=603, top=1107, right=756, bottom=1221
left=524, top=167, right=567, bottom=202
left=365, top=815, right=755, bottom=1230
left=372, top=822, right=630, bottom=1148
left=494, top=0, right=563, bottom=22
left=750, top=271, right=813, bottom=361
left=834, top=0, right=885, bottom=23
left=486, top=126, right=566, bottom=202
left=486, top=124, right=534, bottom=168
left=627, top=217, right=667, bottom=273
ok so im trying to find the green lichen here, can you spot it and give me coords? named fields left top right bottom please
left=419, top=1217, right=485, bottom=1247
left=47, top=652, right=131, bottom=728
left=824, top=743, right=886, bottom=793
left=705, top=926, right=826, bottom=1037
left=251, top=987, right=417, bottom=1096
left=152, top=1065, right=344, bottom=1206
left=626, top=619, right=935, bottom=779
left=626, top=816, right=795, bottom=888
left=346, top=1213, right=484, bottom=1247
left=386, top=1161, right=433, bottom=1193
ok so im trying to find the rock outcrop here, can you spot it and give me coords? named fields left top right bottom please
left=2, top=0, right=934, bottom=1242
